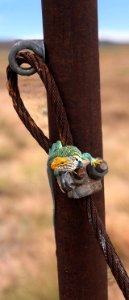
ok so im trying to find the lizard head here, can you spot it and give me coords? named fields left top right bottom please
left=51, top=156, right=80, bottom=171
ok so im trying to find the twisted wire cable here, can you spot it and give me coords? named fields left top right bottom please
left=87, top=196, right=129, bottom=299
left=7, top=52, right=73, bottom=152
left=7, top=52, right=129, bottom=299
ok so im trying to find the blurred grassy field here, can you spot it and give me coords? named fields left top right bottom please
left=0, top=44, right=129, bottom=300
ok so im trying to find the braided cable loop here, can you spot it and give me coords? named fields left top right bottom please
left=87, top=196, right=129, bottom=299
left=7, top=51, right=129, bottom=299
left=7, top=52, right=73, bottom=153
left=7, top=54, right=51, bottom=153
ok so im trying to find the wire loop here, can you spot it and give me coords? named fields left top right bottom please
left=7, top=51, right=129, bottom=299
left=8, top=40, right=45, bottom=76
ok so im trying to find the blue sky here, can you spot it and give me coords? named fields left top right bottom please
left=0, top=0, right=129, bottom=42
left=98, top=0, right=129, bottom=42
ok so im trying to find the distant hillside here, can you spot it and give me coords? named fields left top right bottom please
left=0, top=40, right=129, bottom=51
left=0, top=40, right=17, bottom=50
left=100, top=40, right=129, bottom=47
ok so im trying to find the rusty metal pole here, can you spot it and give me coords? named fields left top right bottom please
left=42, top=1, right=108, bottom=299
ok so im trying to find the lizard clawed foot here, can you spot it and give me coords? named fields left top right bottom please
left=91, top=158, right=103, bottom=167
left=57, top=175, right=65, bottom=193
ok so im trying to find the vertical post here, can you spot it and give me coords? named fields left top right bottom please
left=42, top=1, right=107, bottom=300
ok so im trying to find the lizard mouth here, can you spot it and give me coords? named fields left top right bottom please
left=51, top=157, right=68, bottom=170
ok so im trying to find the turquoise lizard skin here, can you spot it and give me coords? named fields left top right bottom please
left=47, top=140, right=99, bottom=192
left=48, top=140, right=82, bottom=165
left=47, top=140, right=82, bottom=199
left=47, top=140, right=102, bottom=217
left=48, top=140, right=96, bottom=174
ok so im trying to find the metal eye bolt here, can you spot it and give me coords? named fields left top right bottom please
left=8, top=40, right=45, bottom=76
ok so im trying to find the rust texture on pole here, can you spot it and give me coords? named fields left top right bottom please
left=42, top=1, right=108, bottom=299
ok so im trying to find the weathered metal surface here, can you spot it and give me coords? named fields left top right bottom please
left=8, top=40, right=45, bottom=75
left=42, top=1, right=108, bottom=299
left=54, top=160, right=108, bottom=199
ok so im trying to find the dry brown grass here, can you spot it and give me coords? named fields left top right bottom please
left=100, top=45, right=129, bottom=299
left=0, top=44, right=129, bottom=299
